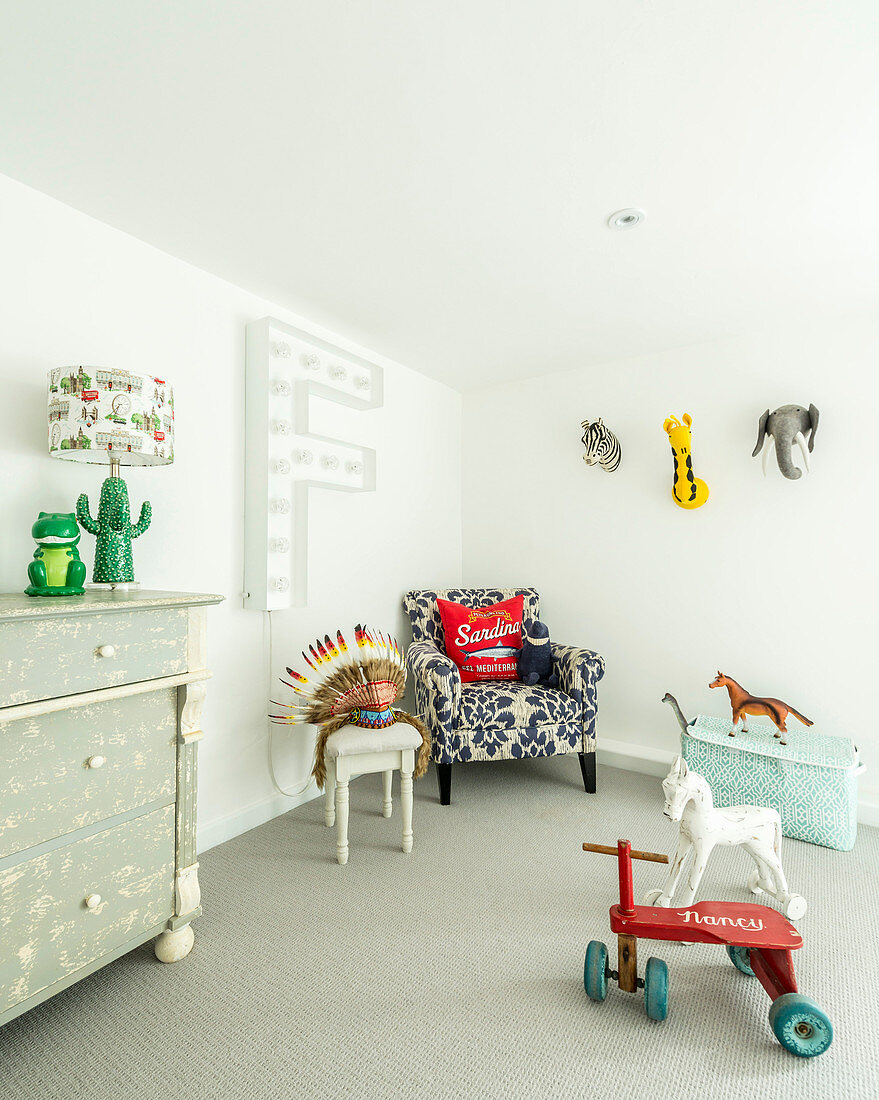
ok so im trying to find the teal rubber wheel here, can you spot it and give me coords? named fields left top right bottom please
left=584, top=940, right=608, bottom=1002
left=644, top=957, right=669, bottom=1021
left=726, top=945, right=755, bottom=976
left=769, top=994, right=833, bottom=1057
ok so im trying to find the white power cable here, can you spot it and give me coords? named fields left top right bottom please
left=267, top=610, right=316, bottom=799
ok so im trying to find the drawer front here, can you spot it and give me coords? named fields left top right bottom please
left=0, top=608, right=188, bottom=707
left=0, top=688, right=177, bottom=859
left=0, top=805, right=174, bottom=1014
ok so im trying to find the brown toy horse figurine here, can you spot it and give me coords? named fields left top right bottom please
left=709, top=672, right=812, bottom=746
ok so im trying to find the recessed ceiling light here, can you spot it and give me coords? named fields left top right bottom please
left=608, top=208, right=646, bottom=230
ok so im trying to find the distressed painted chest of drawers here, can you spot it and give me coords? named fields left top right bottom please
left=0, top=589, right=222, bottom=1026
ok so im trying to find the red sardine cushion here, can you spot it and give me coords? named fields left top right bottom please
left=436, top=595, right=524, bottom=682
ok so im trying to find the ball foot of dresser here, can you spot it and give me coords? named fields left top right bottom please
left=154, top=924, right=195, bottom=963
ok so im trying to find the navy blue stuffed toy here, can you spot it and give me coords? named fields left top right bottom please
left=517, top=619, right=558, bottom=687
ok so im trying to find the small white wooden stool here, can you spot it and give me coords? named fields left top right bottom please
left=323, top=723, right=422, bottom=865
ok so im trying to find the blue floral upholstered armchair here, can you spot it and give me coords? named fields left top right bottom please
left=402, top=588, right=605, bottom=804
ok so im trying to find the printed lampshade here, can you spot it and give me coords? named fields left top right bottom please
left=47, top=367, right=174, bottom=466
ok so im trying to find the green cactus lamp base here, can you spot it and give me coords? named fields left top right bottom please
left=76, top=458, right=152, bottom=586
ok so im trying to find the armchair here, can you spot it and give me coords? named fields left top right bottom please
left=402, top=588, right=605, bottom=804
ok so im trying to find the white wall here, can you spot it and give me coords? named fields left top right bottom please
left=463, top=320, right=878, bottom=816
left=0, top=174, right=462, bottom=850
left=3, top=169, right=873, bottom=842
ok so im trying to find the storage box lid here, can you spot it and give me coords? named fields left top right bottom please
left=687, top=715, right=858, bottom=770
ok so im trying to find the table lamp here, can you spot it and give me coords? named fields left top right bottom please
left=47, top=366, right=174, bottom=586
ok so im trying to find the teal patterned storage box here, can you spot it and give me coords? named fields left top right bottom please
left=681, top=716, right=862, bottom=852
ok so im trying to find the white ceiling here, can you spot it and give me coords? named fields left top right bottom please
left=1, top=2, right=877, bottom=391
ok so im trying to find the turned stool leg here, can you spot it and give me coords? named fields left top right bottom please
left=324, top=757, right=336, bottom=827
left=382, top=769, right=393, bottom=818
left=335, top=779, right=349, bottom=865
left=400, top=769, right=413, bottom=854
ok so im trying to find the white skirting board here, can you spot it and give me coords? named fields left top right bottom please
left=197, top=739, right=878, bottom=852
left=198, top=779, right=321, bottom=854
left=597, top=736, right=676, bottom=777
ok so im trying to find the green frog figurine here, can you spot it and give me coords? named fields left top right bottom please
left=24, top=512, right=87, bottom=596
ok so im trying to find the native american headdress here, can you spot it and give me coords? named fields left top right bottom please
left=270, top=625, right=430, bottom=788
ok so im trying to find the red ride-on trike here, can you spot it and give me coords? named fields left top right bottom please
left=582, top=839, right=833, bottom=1057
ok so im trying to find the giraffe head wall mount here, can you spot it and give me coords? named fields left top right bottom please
left=663, top=413, right=709, bottom=509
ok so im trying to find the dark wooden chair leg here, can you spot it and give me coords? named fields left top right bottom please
left=437, top=763, right=452, bottom=805
left=578, top=751, right=597, bottom=794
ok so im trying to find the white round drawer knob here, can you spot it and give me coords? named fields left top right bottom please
left=87, top=755, right=106, bottom=769
left=97, top=645, right=116, bottom=658
left=84, top=893, right=102, bottom=910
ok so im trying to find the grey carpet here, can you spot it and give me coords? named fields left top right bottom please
left=1, top=760, right=876, bottom=1100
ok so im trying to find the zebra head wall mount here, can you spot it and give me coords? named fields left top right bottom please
left=580, top=418, right=622, bottom=472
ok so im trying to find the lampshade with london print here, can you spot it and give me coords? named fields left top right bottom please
left=43, top=366, right=174, bottom=588
left=47, top=366, right=174, bottom=465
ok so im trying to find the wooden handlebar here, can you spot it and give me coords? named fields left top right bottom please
left=582, top=842, right=669, bottom=864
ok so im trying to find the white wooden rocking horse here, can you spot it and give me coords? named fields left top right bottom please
left=644, top=756, right=807, bottom=920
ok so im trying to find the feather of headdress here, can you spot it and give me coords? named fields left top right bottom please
left=271, top=622, right=407, bottom=728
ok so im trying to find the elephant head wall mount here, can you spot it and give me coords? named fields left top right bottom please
left=752, top=403, right=819, bottom=480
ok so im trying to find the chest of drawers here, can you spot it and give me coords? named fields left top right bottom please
left=0, top=589, right=222, bottom=1026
